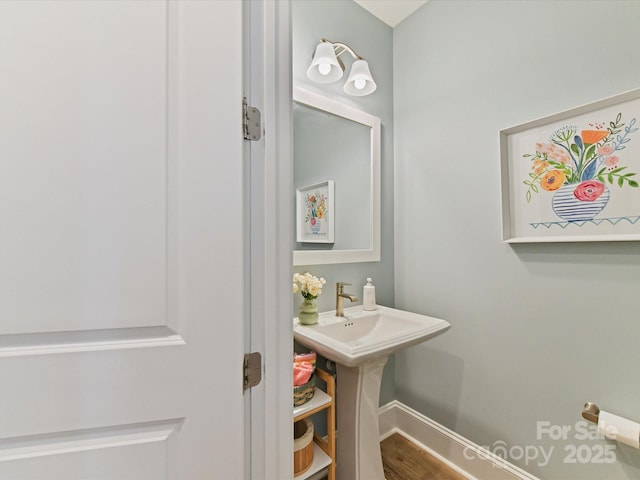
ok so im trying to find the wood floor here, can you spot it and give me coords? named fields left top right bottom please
left=316, top=432, right=467, bottom=480
left=381, top=433, right=468, bottom=480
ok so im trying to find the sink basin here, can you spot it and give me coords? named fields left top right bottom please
left=293, top=304, right=450, bottom=367
left=293, top=305, right=450, bottom=479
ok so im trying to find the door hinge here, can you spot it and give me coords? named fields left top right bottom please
left=243, top=352, right=262, bottom=392
left=243, top=96, right=262, bottom=141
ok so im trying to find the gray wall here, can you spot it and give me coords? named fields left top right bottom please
left=292, top=0, right=396, bottom=404
left=393, top=1, right=640, bottom=478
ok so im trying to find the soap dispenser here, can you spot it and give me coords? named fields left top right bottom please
left=363, top=278, right=376, bottom=311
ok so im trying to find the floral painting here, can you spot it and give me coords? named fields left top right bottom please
left=501, top=89, right=640, bottom=242
left=304, top=191, right=326, bottom=231
left=296, top=181, right=334, bottom=243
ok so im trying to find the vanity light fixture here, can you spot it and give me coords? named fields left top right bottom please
left=306, top=39, right=377, bottom=96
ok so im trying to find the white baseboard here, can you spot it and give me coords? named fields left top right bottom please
left=378, top=401, right=540, bottom=480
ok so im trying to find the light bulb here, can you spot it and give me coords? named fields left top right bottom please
left=318, top=63, right=331, bottom=75
left=354, top=78, right=366, bottom=90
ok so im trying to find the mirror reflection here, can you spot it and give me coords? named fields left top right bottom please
left=294, top=102, right=370, bottom=251
left=292, top=88, right=380, bottom=266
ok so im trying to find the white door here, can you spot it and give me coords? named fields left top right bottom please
left=0, top=1, right=245, bottom=478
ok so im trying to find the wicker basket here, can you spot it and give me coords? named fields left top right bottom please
left=293, top=418, right=314, bottom=476
left=293, top=374, right=315, bottom=407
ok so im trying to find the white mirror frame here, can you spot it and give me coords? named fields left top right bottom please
left=293, top=87, right=380, bottom=265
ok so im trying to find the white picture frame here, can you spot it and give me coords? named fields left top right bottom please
left=500, top=88, right=640, bottom=243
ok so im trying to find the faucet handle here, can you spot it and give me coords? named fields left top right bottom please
left=336, top=282, right=351, bottom=294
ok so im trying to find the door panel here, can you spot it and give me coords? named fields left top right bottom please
left=0, top=1, right=244, bottom=478
left=0, top=420, right=179, bottom=478
left=0, top=0, right=168, bottom=335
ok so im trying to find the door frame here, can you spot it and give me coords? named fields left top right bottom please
left=245, top=0, right=293, bottom=478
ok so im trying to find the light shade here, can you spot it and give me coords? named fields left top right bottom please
left=343, top=59, right=377, bottom=96
left=306, top=42, right=343, bottom=84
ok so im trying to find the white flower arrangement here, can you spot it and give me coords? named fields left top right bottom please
left=292, top=272, right=326, bottom=300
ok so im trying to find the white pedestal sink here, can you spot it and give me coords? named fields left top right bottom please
left=294, top=305, right=451, bottom=480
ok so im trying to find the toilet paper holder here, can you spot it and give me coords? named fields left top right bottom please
left=582, top=402, right=600, bottom=424
left=582, top=401, right=640, bottom=449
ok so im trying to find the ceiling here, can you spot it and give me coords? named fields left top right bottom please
left=353, top=0, right=428, bottom=27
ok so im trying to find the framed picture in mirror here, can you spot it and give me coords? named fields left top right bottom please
left=296, top=181, right=335, bottom=243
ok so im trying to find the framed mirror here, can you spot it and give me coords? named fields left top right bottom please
left=293, top=87, right=380, bottom=265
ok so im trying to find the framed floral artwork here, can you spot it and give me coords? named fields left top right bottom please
left=500, top=88, right=640, bottom=243
left=296, top=181, right=335, bottom=243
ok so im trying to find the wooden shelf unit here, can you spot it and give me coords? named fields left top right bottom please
left=293, top=368, right=336, bottom=480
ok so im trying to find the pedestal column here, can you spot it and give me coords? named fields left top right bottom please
left=335, top=356, right=388, bottom=480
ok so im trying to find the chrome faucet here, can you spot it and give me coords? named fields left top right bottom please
left=336, top=282, right=358, bottom=317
